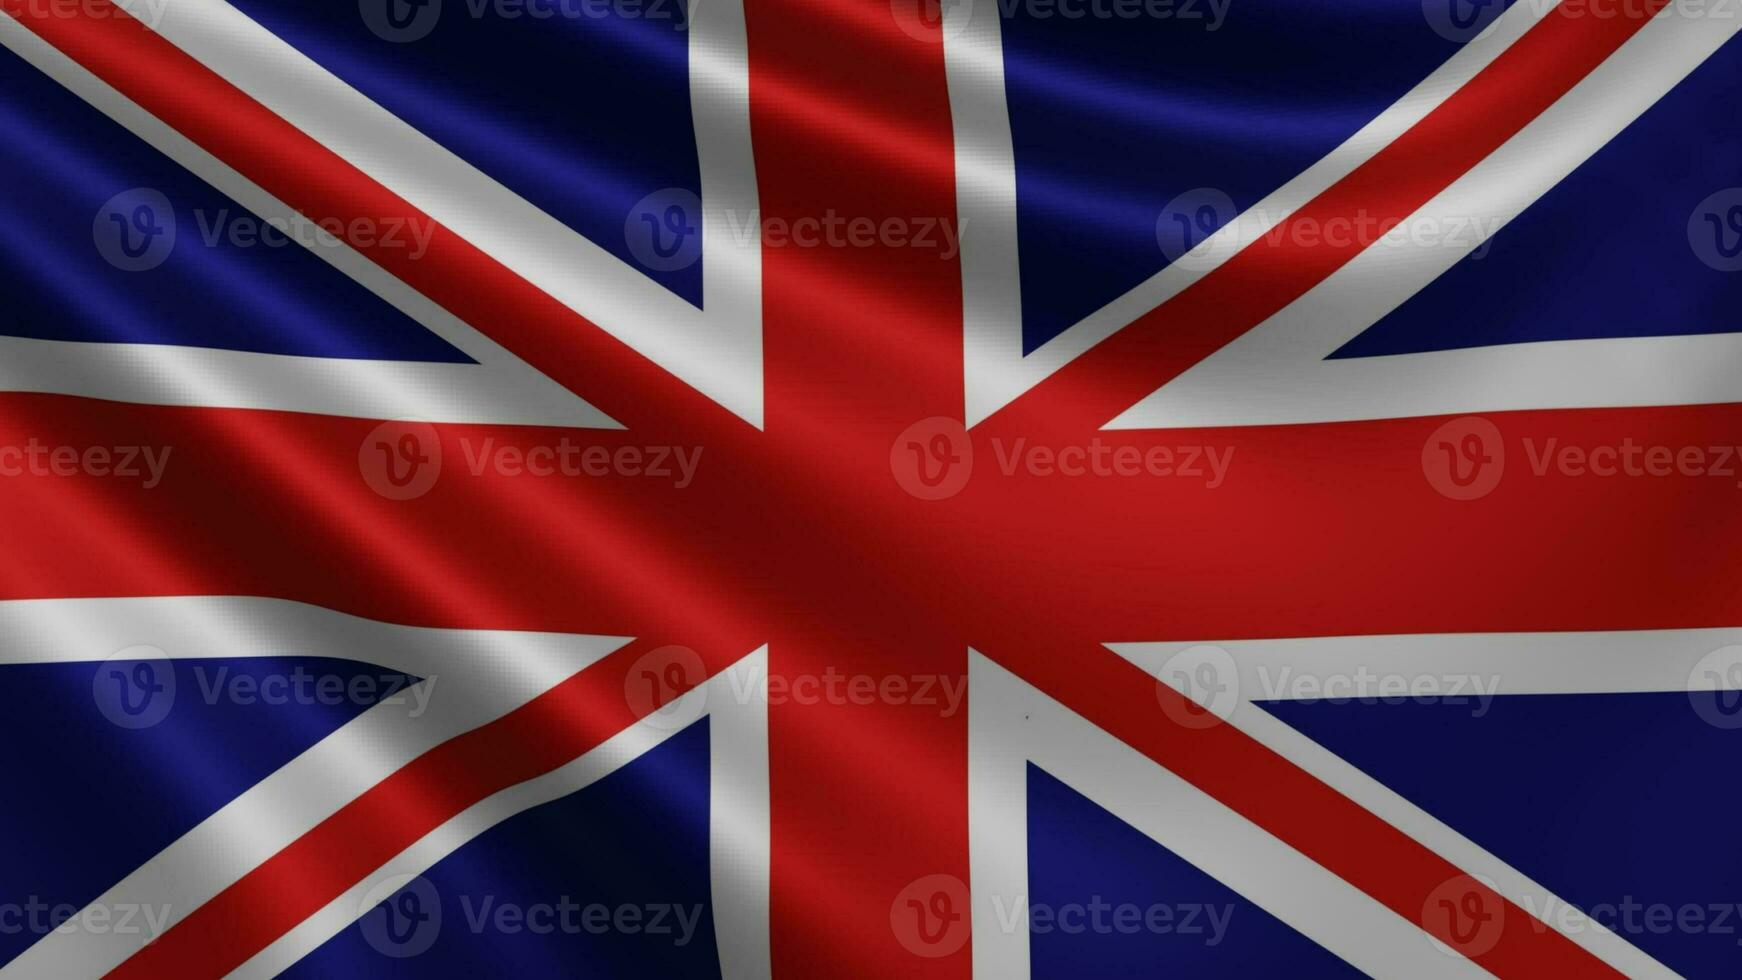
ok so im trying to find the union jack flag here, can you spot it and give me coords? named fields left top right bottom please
left=1, top=0, right=1740, bottom=976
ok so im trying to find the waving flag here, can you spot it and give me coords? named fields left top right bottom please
left=1, top=0, right=1740, bottom=976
